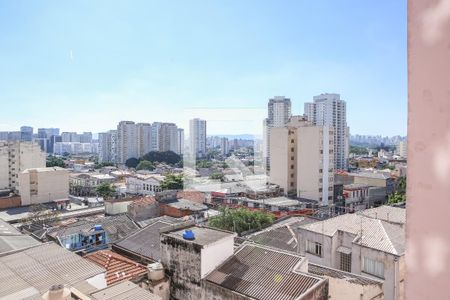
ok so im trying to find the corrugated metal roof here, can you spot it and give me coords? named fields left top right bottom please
left=0, top=243, right=105, bottom=298
left=299, top=213, right=405, bottom=255
left=205, top=244, right=323, bottom=300
left=114, top=218, right=181, bottom=261
left=90, top=281, right=161, bottom=300
left=358, top=206, right=406, bottom=225
left=308, top=263, right=383, bottom=286
left=85, top=250, right=147, bottom=286
left=47, top=214, right=139, bottom=243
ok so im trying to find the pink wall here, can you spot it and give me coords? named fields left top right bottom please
left=407, top=0, right=450, bottom=298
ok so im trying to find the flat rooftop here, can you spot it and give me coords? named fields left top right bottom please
left=163, top=226, right=236, bottom=246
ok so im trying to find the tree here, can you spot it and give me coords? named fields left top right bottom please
left=125, top=157, right=139, bottom=168
left=142, top=151, right=181, bottom=165
left=136, top=160, right=155, bottom=171
left=161, top=174, right=184, bottom=190
left=95, top=183, right=115, bottom=199
left=388, top=192, right=406, bottom=204
left=46, top=156, right=65, bottom=168
left=209, top=207, right=276, bottom=235
left=209, top=172, right=224, bottom=181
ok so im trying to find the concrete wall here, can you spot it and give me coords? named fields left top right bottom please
left=351, top=244, right=400, bottom=300
left=324, top=275, right=383, bottom=300
left=105, top=200, right=133, bottom=215
left=269, top=127, right=290, bottom=193
left=200, top=235, right=234, bottom=278
left=160, top=235, right=203, bottom=300
left=19, top=167, right=69, bottom=206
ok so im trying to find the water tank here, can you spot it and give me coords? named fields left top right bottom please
left=147, top=262, right=165, bottom=281
left=182, top=230, right=195, bottom=240
left=94, top=224, right=103, bottom=231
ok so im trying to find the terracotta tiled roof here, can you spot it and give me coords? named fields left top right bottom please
left=176, top=191, right=205, bottom=204
left=85, top=250, right=147, bottom=285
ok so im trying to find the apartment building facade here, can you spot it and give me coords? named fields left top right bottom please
left=18, top=167, right=69, bottom=206
left=189, top=118, right=207, bottom=158
left=305, top=93, right=349, bottom=170
left=269, top=116, right=334, bottom=205
left=0, top=141, right=46, bottom=192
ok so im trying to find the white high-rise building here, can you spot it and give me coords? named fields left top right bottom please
left=304, top=93, right=349, bottom=170
left=263, top=96, right=292, bottom=170
left=397, top=140, right=407, bottom=158
left=269, top=116, right=334, bottom=206
left=177, top=128, right=184, bottom=155
left=189, top=118, right=207, bottom=158
left=0, top=141, right=46, bottom=192
left=137, top=123, right=152, bottom=157
left=159, top=123, right=179, bottom=153
left=117, top=121, right=138, bottom=164
left=220, top=137, right=229, bottom=156
left=151, top=122, right=162, bottom=151
left=98, top=130, right=118, bottom=163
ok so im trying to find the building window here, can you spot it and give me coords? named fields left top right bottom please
left=319, top=169, right=323, bottom=173
left=290, top=174, right=294, bottom=178
left=306, top=240, right=322, bottom=257
left=319, top=188, right=323, bottom=192
left=363, top=257, right=384, bottom=278
left=291, top=147, right=294, bottom=152
left=290, top=165, right=294, bottom=170
left=291, top=156, right=294, bottom=161
left=340, top=253, right=352, bottom=272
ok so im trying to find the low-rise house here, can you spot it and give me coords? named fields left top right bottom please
left=69, top=173, right=115, bottom=196
left=358, top=205, right=406, bottom=228
left=90, top=281, right=162, bottom=300
left=126, top=174, right=165, bottom=196
left=160, top=225, right=328, bottom=300
left=46, top=214, right=139, bottom=253
left=127, top=196, right=160, bottom=223
left=297, top=211, right=405, bottom=299
left=343, top=183, right=370, bottom=210
left=159, top=197, right=209, bottom=220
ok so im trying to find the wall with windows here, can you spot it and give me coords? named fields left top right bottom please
left=351, top=244, right=400, bottom=300
left=297, top=229, right=334, bottom=266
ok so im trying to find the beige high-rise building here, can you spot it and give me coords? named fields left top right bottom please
left=137, top=123, right=152, bottom=157
left=0, top=141, right=46, bottom=192
left=269, top=116, right=334, bottom=206
left=18, top=167, right=69, bottom=206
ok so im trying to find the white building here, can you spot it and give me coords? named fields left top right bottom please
left=305, top=93, right=349, bottom=170
left=297, top=206, right=406, bottom=300
left=117, top=121, right=139, bottom=164
left=0, top=141, right=46, bottom=192
left=220, top=137, right=229, bottom=156
left=151, top=122, right=162, bottom=151
left=177, top=128, right=184, bottom=155
left=98, top=130, right=118, bottom=163
left=53, top=142, right=98, bottom=155
left=263, top=96, right=292, bottom=170
left=269, top=116, right=334, bottom=205
left=126, top=174, right=165, bottom=195
left=397, top=140, right=407, bottom=158
left=159, top=123, right=179, bottom=153
left=18, top=167, right=69, bottom=206
left=189, top=118, right=207, bottom=158
left=137, top=123, right=152, bottom=158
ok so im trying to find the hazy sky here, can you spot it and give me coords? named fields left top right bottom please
left=0, top=1, right=406, bottom=136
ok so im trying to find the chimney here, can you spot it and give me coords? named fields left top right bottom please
left=42, top=284, right=71, bottom=300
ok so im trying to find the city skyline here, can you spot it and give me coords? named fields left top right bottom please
left=0, top=1, right=406, bottom=136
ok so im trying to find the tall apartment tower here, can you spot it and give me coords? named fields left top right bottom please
left=151, top=122, right=162, bottom=151
left=159, top=123, right=179, bottom=153
left=189, top=118, right=207, bottom=158
left=0, top=141, right=46, bottom=191
left=263, top=96, right=292, bottom=170
left=220, top=137, right=229, bottom=156
left=98, top=130, right=117, bottom=163
left=304, top=93, right=349, bottom=170
left=117, top=121, right=138, bottom=164
left=269, top=116, right=334, bottom=206
left=177, top=128, right=184, bottom=155
left=137, top=123, right=152, bottom=157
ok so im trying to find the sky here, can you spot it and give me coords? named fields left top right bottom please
left=0, top=1, right=407, bottom=136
